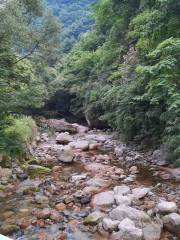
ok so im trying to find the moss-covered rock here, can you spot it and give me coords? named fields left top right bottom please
left=0, top=224, right=20, bottom=235
left=84, top=211, right=105, bottom=225
left=22, top=164, right=51, bottom=177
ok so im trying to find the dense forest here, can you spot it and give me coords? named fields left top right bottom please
left=59, top=0, right=180, bottom=165
left=0, top=0, right=179, bottom=164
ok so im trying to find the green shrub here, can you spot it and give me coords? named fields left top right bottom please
left=0, top=116, right=37, bottom=158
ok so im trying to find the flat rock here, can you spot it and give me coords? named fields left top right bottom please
left=143, top=223, right=162, bottom=240
left=163, top=213, right=180, bottom=235
left=92, top=191, right=114, bottom=208
left=56, top=132, right=72, bottom=144
left=156, top=201, right=177, bottom=214
left=69, top=140, right=89, bottom=151
left=132, top=187, right=151, bottom=199
left=113, top=185, right=130, bottom=195
left=109, top=206, right=151, bottom=227
left=86, top=177, right=111, bottom=188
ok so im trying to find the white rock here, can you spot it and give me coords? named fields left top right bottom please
left=71, top=174, right=87, bottom=182
left=109, top=205, right=151, bottom=227
left=86, top=177, right=111, bottom=188
left=132, top=187, right=151, bottom=199
left=111, top=227, right=143, bottom=240
left=92, top=191, right=114, bottom=208
left=118, top=218, right=135, bottom=230
left=113, top=185, right=130, bottom=195
left=69, top=140, right=89, bottom=151
left=57, top=145, right=74, bottom=163
left=114, top=194, right=132, bottom=206
left=143, top=223, right=162, bottom=240
left=56, top=132, right=72, bottom=144
left=129, top=166, right=139, bottom=174
left=163, top=213, right=180, bottom=235
left=156, top=201, right=177, bottom=214
left=102, top=218, right=120, bottom=231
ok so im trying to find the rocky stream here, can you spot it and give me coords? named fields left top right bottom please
left=0, top=119, right=180, bottom=240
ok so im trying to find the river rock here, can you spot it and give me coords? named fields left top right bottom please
left=114, top=194, right=132, bottom=206
left=56, top=132, right=72, bottom=144
left=162, top=213, right=180, bottom=235
left=72, top=123, right=88, bottom=133
left=82, top=186, right=100, bottom=195
left=132, top=187, right=151, bottom=199
left=47, top=119, right=78, bottom=133
left=156, top=201, right=177, bottom=214
left=24, top=165, right=51, bottom=176
left=57, top=145, right=74, bottom=163
left=84, top=211, right=105, bottom=225
left=112, top=218, right=143, bottom=240
left=71, top=174, right=87, bottom=182
left=109, top=206, right=151, bottom=227
left=92, top=191, right=114, bottom=208
left=0, top=224, right=20, bottom=235
left=86, top=177, right=111, bottom=188
left=35, top=195, right=49, bottom=204
left=102, top=218, right=120, bottom=232
left=113, top=185, right=130, bottom=195
left=143, top=223, right=162, bottom=240
left=129, top=166, right=139, bottom=174
left=69, top=140, right=89, bottom=151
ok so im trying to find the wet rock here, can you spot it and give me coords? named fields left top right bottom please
left=84, top=211, right=105, bottom=225
left=69, top=140, right=89, bottom=151
left=162, top=213, right=180, bottom=235
left=102, top=218, right=120, bottom=232
left=114, top=194, right=132, bottom=206
left=109, top=206, right=151, bottom=227
left=156, top=201, right=177, bottom=214
left=143, top=223, right=162, bottom=240
left=113, top=185, right=130, bottom=195
left=80, top=196, right=91, bottom=205
left=35, top=195, right=49, bottom=204
left=92, top=191, right=114, bottom=208
left=57, top=145, right=74, bottom=163
left=86, top=177, right=111, bottom=188
left=56, top=132, right=72, bottom=144
left=0, top=224, right=20, bottom=235
left=132, top=187, right=151, bottom=199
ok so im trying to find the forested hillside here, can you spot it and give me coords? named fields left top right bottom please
left=60, top=0, right=180, bottom=165
left=47, top=0, right=95, bottom=52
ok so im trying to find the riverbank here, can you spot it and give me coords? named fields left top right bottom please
left=0, top=119, right=179, bottom=240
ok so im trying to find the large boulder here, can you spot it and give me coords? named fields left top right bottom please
left=57, top=145, right=75, bottom=163
left=92, top=191, right=114, bottom=208
left=56, top=132, right=72, bottom=144
left=132, top=187, right=151, bottom=199
left=143, top=223, right=162, bottom=240
left=109, top=206, right=151, bottom=227
left=111, top=218, right=143, bottom=240
left=69, top=140, right=89, bottom=151
left=46, top=119, right=78, bottom=133
left=155, top=201, right=177, bottom=214
left=162, top=213, right=180, bottom=235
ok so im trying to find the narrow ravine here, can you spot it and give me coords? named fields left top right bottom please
left=0, top=119, right=179, bottom=240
